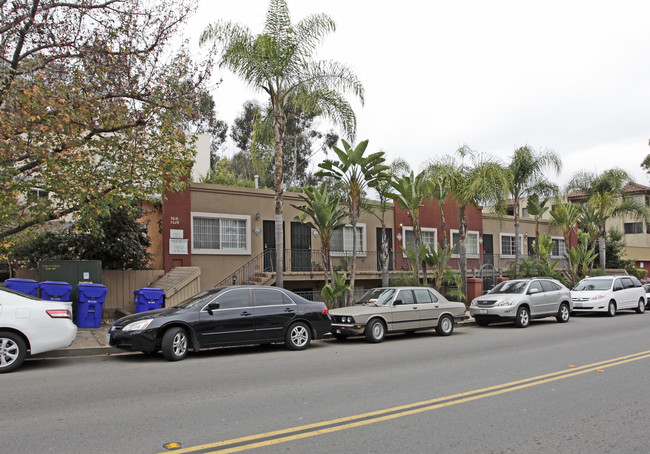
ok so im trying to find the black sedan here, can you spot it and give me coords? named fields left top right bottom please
left=108, top=286, right=331, bottom=361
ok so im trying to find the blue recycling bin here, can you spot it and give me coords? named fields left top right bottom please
left=40, top=281, right=73, bottom=302
left=4, top=278, right=39, bottom=296
left=133, top=287, right=165, bottom=313
left=77, top=283, right=108, bottom=328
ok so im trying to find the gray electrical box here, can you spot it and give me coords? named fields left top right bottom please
left=38, top=260, right=102, bottom=302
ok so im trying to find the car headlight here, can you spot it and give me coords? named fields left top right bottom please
left=590, top=294, right=606, bottom=301
left=496, top=298, right=515, bottom=307
left=470, top=299, right=477, bottom=306
left=340, top=316, right=354, bottom=323
left=123, top=319, right=153, bottom=331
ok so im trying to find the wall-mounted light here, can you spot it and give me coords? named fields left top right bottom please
left=312, top=229, right=319, bottom=237
left=255, top=211, right=260, bottom=221
left=396, top=233, right=402, bottom=242
left=253, top=226, right=261, bottom=235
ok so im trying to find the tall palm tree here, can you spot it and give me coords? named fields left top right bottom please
left=424, top=159, right=456, bottom=250
left=389, top=170, right=430, bottom=284
left=506, top=145, right=562, bottom=277
left=201, top=0, right=364, bottom=287
left=567, top=168, right=650, bottom=271
left=446, top=146, right=509, bottom=304
left=526, top=194, right=550, bottom=259
left=316, top=140, right=389, bottom=304
left=292, top=184, right=349, bottom=286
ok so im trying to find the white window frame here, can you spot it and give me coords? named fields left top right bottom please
left=551, top=236, right=566, bottom=258
left=191, top=212, right=251, bottom=255
left=401, top=226, right=437, bottom=257
left=331, top=223, right=367, bottom=256
left=500, top=233, right=523, bottom=258
left=450, top=229, right=480, bottom=258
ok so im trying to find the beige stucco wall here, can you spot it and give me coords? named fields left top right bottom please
left=189, top=183, right=392, bottom=291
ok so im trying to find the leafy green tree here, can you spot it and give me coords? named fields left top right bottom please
left=316, top=140, right=389, bottom=304
left=424, top=161, right=455, bottom=249
left=292, top=184, right=348, bottom=286
left=567, top=168, right=650, bottom=270
left=321, top=271, right=351, bottom=308
left=526, top=194, right=550, bottom=259
left=1, top=0, right=211, bottom=242
left=389, top=170, right=430, bottom=284
left=566, top=232, right=598, bottom=286
left=422, top=243, right=456, bottom=292
left=442, top=146, right=509, bottom=303
left=13, top=204, right=153, bottom=270
left=201, top=0, right=364, bottom=287
left=549, top=202, right=581, bottom=270
left=506, top=146, right=562, bottom=277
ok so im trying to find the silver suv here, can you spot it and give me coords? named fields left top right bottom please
left=469, top=278, right=573, bottom=328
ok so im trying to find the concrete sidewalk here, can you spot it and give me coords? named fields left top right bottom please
left=33, top=316, right=477, bottom=359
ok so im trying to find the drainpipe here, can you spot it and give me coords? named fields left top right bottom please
left=254, top=175, right=259, bottom=189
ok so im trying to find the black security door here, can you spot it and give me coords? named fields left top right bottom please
left=263, top=220, right=285, bottom=272
left=483, top=234, right=494, bottom=266
left=291, top=222, right=311, bottom=271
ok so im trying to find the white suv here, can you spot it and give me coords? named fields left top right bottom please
left=571, top=275, right=646, bottom=316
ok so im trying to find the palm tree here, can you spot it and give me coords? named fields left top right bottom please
left=526, top=194, right=550, bottom=259
left=316, top=140, right=389, bottom=304
left=201, top=0, right=364, bottom=287
left=446, top=146, right=509, bottom=304
left=567, top=168, right=650, bottom=271
left=292, top=184, right=349, bottom=286
left=549, top=202, right=581, bottom=252
left=424, top=159, right=456, bottom=250
left=506, top=145, right=562, bottom=277
left=389, top=170, right=430, bottom=284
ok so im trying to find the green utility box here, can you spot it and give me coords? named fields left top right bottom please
left=38, top=260, right=103, bottom=304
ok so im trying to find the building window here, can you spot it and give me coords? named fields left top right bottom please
left=451, top=230, right=479, bottom=257
left=402, top=227, right=437, bottom=255
left=192, top=212, right=251, bottom=255
left=332, top=224, right=366, bottom=255
left=624, top=222, right=643, bottom=234
left=551, top=238, right=566, bottom=257
left=500, top=234, right=522, bottom=257
left=522, top=207, right=530, bottom=217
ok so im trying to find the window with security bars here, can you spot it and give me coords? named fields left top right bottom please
left=501, top=235, right=517, bottom=256
left=551, top=238, right=566, bottom=257
left=331, top=226, right=363, bottom=253
left=404, top=228, right=436, bottom=252
left=451, top=231, right=479, bottom=256
left=193, top=217, right=246, bottom=251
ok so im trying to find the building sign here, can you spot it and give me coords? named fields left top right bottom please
left=169, top=239, right=188, bottom=255
left=170, top=229, right=184, bottom=239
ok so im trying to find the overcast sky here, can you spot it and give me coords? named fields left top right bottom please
left=186, top=0, right=649, bottom=188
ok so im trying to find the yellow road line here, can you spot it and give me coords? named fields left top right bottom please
left=163, top=350, right=650, bottom=454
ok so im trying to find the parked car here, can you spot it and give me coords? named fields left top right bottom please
left=329, top=287, right=468, bottom=343
left=571, top=275, right=646, bottom=316
left=108, top=286, right=331, bottom=361
left=469, top=278, right=572, bottom=328
left=0, top=286, right=77, bottom=373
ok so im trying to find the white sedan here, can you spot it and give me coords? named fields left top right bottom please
left=1, top=286, right=77, bottom=373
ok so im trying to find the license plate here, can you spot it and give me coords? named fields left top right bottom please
left=480, top=309, right=488, bottom=314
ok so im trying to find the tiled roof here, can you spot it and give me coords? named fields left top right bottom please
left=568, top=182, right=649, bottom=199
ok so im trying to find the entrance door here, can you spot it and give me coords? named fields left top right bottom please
left=263, top=220, right=285, bottom=272
left=483, top=234, right=494, bottom=266
left=376, top=227, right=393, bottom=271
left=291, top=222, right=311, bottom=271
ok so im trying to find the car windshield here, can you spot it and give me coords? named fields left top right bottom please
left=489, top=280, right=528, bottom=294
left=573, top=279, right=612, bottom=291
left=356, top=288, right=396, bottom=306
left=174, top=288, right=225, bottom=309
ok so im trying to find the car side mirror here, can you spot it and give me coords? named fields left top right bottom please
left=206, top=302, right=220, bottom=315
left=393, top=299, right=403, bottom=306
left=528, top=288, right=540, bottom=295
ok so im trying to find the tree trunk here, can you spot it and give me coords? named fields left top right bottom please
left=459, top=208, right=468, bottom=306
left=514, top=196, right=521, bottom=278
left=381, top=225, right=389, bottom=287
left=599, top=227, right=607, bottom=271
left=272, top=105, right=286, bottom=288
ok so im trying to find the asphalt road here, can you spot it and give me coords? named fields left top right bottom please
left=3, top=311, right=650, bottom=454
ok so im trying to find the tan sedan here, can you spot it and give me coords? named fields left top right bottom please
left=329, top=287, right=468, bottom=343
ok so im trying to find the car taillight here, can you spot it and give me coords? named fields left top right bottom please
left=46, top=309, right=72, bottom=319
left=321, top=304, right=329, bottom=315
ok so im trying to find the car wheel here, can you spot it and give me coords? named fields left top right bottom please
left=286, top=322, right=311, bottom=350
left=0, top=331, right=27, bottom=374
left=514, top=306, right=530, bottom=328
left=161, top=327, right=189, bottom=361
left=607, top=301, right=616, bottom=317
left=435, top=314, right=454, bottom=336
left=365, top=318, right=386, bottom=343
left=636, top=298, right=646, bottom=314
left=556, top=303, right=570, bottom=323
left=474, top=316, right=489, bottom=326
